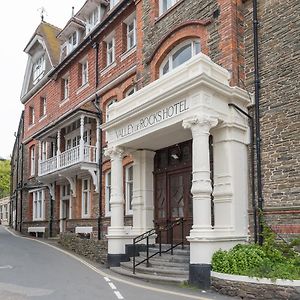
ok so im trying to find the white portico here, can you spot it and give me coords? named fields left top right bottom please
left=102, top=53, right=250, bottom=274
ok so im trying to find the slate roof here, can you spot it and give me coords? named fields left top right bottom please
left=25, top=21, right=62, bottom=67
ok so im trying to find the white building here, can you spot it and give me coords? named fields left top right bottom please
left=0, top=197, right=10, bottom=226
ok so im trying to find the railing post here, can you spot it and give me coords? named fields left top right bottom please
left=181, top=218, right=184, bottom=249
left=146, top=236, right=149, bottom=267
left=171, top=225, right=174, bottom=255
left=159, top=230, right=162, bottom=256
left=57, top=130, right=61, bottom=168
left=133, top=239, right=136, bottom=274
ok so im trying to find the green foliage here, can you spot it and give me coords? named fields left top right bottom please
left=0, top=160, right=10, bottom=198
left=212, top=227, right=300, bottom=280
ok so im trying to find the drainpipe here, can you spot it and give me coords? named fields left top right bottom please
left=228, top=103, right=258, bottom=243
left=19, top=143, right=24, bottom=233
left=92, top=41, right=103, bottom=240
left=14, top=132, right=20, bottom=231
left=253, top=0, right=264, bottom=245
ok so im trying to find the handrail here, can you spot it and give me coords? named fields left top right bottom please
left=132, top=218, right=185, bottom=274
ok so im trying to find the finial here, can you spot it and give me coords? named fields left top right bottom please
left=72, top=6, right=75, bottom=17
left=38, top=7, right=47, bottom=22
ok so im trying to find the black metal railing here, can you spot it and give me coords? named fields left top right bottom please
left=132, top=218, right=186, bottom=274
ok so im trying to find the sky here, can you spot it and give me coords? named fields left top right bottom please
left=0, top=0, right=86, bottom=159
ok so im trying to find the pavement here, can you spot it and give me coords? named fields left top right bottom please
left=0, top=225, right=238, bottom=300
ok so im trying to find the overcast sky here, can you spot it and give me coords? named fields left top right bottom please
left=0, top=0, right=86, bottom=159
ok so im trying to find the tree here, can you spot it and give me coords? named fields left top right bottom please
left=0, top=160, right=10, bottom=198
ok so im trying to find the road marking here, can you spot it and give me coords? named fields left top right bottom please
left=4, top=227, right=210, bottom=300
left=104, top=277, right=111, bottom=282
left=114, top=291, right=124, bottom=299
left=0, top=265, right=13, bottom=269
left=109, top=282, right=117, bottom=290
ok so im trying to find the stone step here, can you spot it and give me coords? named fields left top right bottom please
left=120, top=260, right=189, bottom=276
left=134, top=255, right=189, bottom=269
left=146, top=246, right=190, bottom=257
left=138, top=252, right=190, bottom=264
left=111, top=267, right=188, bottom=285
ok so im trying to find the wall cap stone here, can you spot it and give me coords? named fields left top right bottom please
left=211, top=271, right=300, bottom=287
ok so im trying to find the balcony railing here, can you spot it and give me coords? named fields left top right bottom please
left=39, top=145, right=98, bottom=176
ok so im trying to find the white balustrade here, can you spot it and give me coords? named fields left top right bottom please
left=39, top=144, right=97, bottom=176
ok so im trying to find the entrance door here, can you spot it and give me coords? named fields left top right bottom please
left=154, top=141, right=193, bottom=244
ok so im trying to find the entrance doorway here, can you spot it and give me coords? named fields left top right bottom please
left=154, top=140, right=192, bottom=244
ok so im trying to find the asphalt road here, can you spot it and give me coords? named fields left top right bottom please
left=0, top=226, right=234, bottom=300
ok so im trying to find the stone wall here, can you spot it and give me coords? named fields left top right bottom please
left=212, top=276, right=300, bottom=300
left=244, top=0, right=300, bottom=236
left=58, top=233, right=108, bottom=265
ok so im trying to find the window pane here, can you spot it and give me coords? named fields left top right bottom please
left=128, top=166, right=133, bottom=180
left=172, top=43, right=192, bottom=69
left=162, top=60, right=169, bottom=75
left=194, top=41, right=201, bottom=54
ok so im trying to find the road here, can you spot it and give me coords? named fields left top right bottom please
left=0, top=226, right=234, bottom=300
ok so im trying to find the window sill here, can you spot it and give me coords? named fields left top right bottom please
left=28, top=124, right=35, bottom=130
left=120, top=46, right=136, bottom=62
left=32, top=218, right=45, bottom=222
left=76, top=83, right=89, bottom=95
left=39, top=115, right=47, bottom=122
left=155, top=0, right=185, bottom=24
left=100, top=62, right=117, bottom=76
left=59, top=97, right=70, bottom=107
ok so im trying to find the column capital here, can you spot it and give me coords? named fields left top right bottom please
left=104, top=146, right=124, bottom=160
left=182, top=114, right=218, bottom=135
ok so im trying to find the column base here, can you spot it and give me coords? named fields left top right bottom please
left=107, top=254, right=130, bottom=267
left=189, top=264, right=211, bottom=289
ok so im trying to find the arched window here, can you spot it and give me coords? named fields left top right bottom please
left=105, top=98, right=117, bottom=122
left=125, top=86, right=136, bottom=98
left=159, top=39, right=201, bottom=76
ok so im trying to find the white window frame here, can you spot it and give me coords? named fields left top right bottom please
left=110, top=0, right=120, bottom=10
left=30, top=146, right=35, bottom=176
left=62, top=76, right=70, bottom=100
left=125, top=16, right=136, bottom=51
left=106, top=36, right=115, bottom=66
left=40, top=97, right=46, bottom=117
left=105, top=171, right=112, bottom=217
left=125, top=86, right=136, bottom=98
left=105, top=98, right=117, bottom=122
left=159, top=39, right=201, bottom=77
left=32, top=189, right=45, bottom=221
left=125, top=165, right=133, bottom=215
left=159, top=0, right=179, bottom=16
left=81, top=60, right=88, bottom=86
left=29, top=106, right=35, bottom=125
left=68, top=31, right=78, bottom=53
left=33, top=54, right=46, bottom=84
left=81, top=178, right=91, bottom=218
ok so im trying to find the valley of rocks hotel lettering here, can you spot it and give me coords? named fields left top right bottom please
left=115, top=100, right=189, bottom=139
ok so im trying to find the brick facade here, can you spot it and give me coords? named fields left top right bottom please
left=12, top=0, right=299, bottom=242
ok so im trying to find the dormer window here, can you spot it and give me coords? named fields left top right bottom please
left=33, top=55, right=45, bottom=84
left=110, top=0, right=120, bottom=10
left=68, top=31, right=78, bottom=53
left=86, top=7, right=100, bottom=34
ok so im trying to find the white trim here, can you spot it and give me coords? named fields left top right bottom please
left=76, top=82, right=89, bottom=95
left=120, top=46, right=136, bottom=62
left=81, top=178, right=91, bottom=218
left=32, top=189, right=45, bottom=221
left=125, top=164, right=133, bottom=215
left=105, top=170, right=111, bottom=217
left=159, top=0, right=180, bottom=16
left=100, top=61, right=117, bottom=76
left=159, top=39, right=201, bottom=77
left=211, top=271, right=300, bottom=287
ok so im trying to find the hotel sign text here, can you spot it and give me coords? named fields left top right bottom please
left=115, top=99, right=189, bottom=139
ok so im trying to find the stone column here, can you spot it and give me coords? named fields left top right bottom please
left=212, top=124, right=249, bottom=237
left=131, top=150, right=155, bottom=235
left=79, top=115, right=85, bottom=161
left=96, top=118, right=100, bottom=163
left=57, top=130, right=61, bottom=168
left=105, top=147, right=128, bottom=266
left=182, top=114, right=218, bottom=289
